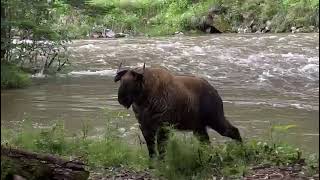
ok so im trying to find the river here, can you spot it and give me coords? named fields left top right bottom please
left=1, top=33, right=319, bottom=154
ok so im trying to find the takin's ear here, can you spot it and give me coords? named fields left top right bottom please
left=114, top=70, right=128, bottom=82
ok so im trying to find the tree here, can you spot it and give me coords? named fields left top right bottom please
left=1, top=0, right=70, bottom=74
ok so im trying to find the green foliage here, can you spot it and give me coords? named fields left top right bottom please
left=1, top=63, right=31, bottom=89
left=2, top=0, right=63, bottom=41
left=54, top=0, right=319, bottom=37
left=0, top=4, right=62, bottom=90
left=1, top=0, right=71, bottom=82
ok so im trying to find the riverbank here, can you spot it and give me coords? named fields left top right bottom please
left=1, top=120, right=319, bottom=180
left=55, top=0, right=319, bottom=39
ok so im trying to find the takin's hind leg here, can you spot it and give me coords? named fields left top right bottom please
left=193, top=128, right=210, bottom=144
left=157, top=127, right=170, bottom=160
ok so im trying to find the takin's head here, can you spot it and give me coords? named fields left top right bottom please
left=114, top=62, right=145, bottom=109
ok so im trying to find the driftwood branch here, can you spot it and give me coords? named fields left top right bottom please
left=1, top=146, right=89, bottom=180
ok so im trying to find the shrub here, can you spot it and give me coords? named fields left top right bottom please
left=1, top=63, right=31, bottom=89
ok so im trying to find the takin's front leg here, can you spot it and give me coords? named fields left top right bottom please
left=140, top=126, right=157, bottom=159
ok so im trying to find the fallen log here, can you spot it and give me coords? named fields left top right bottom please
left=1, top=145, right=89, bottom=180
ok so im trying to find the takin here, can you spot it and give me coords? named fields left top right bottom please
left=114, top=63, right=242, bottom=159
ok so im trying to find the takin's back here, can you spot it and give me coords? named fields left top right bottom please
left=145, top=67, right=220, bottom=102
left=172, top=74, right=220, bottom=101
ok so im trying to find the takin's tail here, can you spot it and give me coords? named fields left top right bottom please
left=208, top=116, right=242, bottom=142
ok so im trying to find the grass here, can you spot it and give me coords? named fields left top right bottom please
left=1, top=119, right=149, bottom=170
left=1, top=62, right=31, bottom=89
left=157, top=132, right=319, bottom=179
left=1, top=116, right=319, bottom=179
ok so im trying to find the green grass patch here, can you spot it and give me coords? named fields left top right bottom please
left=1, top=62, right=31, bottom=89
left=1, top=120, right=149, bottom=170
left=1, top=119, right=318, bottom=179
left=156, top=132, right=318, bottom=179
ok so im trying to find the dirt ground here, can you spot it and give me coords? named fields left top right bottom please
left=244, top=164, right=319, bottom=180
left=89, top=164, right=319, bottom=180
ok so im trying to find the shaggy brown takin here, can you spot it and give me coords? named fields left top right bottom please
left=114, top=63, right=242, bottom=158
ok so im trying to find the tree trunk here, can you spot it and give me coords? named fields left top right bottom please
left=1, top=146, right=90, bottom=180
left=1, top=0, right=8, bottom=61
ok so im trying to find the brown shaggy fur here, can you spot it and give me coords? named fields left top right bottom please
left=114, top=66, right=242, bottom=158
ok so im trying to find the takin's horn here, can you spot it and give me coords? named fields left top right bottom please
left=142, top=62, right=145, bottom=73
left=117, top=60, right=124, bottom=73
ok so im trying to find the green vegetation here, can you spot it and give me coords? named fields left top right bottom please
left=1, top=118, right=149, bottom=169
left=1, top=117, right=318, bottom=179
left=49, top=0, right=319, bottom=37
left=1, top=63, right=31, bottom=89
left=157, top=134, right=318, bottom=179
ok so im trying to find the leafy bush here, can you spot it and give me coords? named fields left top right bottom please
left=1, top=0, right=72, bottom=81
left=1, top=63, right=31, bottom=89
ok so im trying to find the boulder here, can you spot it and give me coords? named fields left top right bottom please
left=212, top=15, right=232, bottom=32
left=291, top=26, right=297, bottom=33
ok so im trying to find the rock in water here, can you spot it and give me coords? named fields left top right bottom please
left=105, top=29, right=115, bottom=38
left=174, top=31, right=184, bottom=36
left=118, top=127, right=126, bottom=134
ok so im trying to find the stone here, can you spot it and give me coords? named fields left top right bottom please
left=118, top=127, right=126, bottom=134
left=105, top=29, right=115, bottom=38
left=243, top=27, right=251, bottom=33
left=174, top=31, right=184, bottom=36
left=115, top=33, right=128, bottom=38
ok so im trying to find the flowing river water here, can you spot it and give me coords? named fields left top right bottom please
left=1, top=33, right=319, bottom=154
